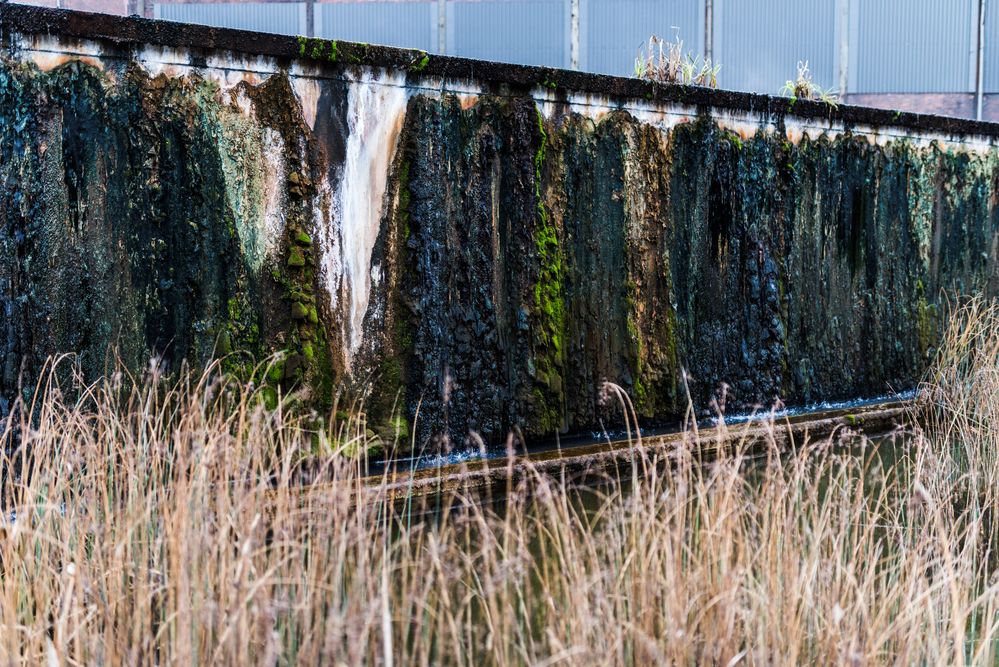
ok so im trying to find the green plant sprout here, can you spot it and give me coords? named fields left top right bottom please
left=780, top=60, right=839, bottom=108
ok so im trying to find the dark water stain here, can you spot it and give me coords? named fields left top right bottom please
left=2, top=55, right=998, bottom=452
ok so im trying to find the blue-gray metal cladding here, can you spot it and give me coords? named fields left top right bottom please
left=449, top=0, right=566, bottom=67
left=150, top=0, right=991, bottom=96
left=854, top=0, right=975, bottom=93
left=985, top=0, right=999, bottom=92
left=155, top=2, right=302, bottom=36
left=583, top=0, right=702, bottom=76
left=317, top=2, right=435, bottom=52
left=715, top=0, right=836, bottom=94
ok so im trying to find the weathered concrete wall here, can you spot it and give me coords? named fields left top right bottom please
left=2, top=6, right=999, bottom=449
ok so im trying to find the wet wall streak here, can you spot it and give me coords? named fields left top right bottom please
left=380, top=95, right=549, bottom=445
left=0, top=58, right=337, bottom=417
left=2, top=52, right=999, bottom=449
left=377, top=95, right=999, bottom=446
left=0, top=61, right=249, bottom=397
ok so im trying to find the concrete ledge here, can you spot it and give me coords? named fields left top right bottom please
left=4, top=4, right=999, bottom=140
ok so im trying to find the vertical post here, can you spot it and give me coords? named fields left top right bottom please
left=838, top=0, right=850, bottom=97
left=305, top=0, right=315, bottom=38
left=976, top=0, right=986, bottom=120
left=438, top=0, right=447, bottom=54
left=570, top=0, right=580, bottom=70
left=704, top=0, right=714, bottom=62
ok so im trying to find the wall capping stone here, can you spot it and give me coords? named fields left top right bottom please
left=4, top=3, right=999, bottom=140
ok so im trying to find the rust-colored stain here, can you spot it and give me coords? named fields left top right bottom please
left=30, top=51, right=104, bottom=72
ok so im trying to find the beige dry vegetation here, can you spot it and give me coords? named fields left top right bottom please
left=634, top=33, right=720, bottom=88
left=780, top=60, right=840, bottom=107
left=0, top=300, right=997, bottom=664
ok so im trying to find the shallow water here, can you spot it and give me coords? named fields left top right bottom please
left=370, top=389, right=918, bottom=476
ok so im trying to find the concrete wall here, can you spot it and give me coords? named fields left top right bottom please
left=3, top=6, right=999, bottom=450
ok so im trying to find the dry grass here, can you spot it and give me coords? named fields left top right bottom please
left=0, top=301, right=997, bottom=664
left=634, top=33, right=720, bottom=88
left=780, top=60, right=840, bottom=107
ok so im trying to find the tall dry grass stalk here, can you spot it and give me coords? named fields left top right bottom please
left=0, top=300, right=997, bottom=664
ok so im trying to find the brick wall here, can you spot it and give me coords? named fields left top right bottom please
left=12, top=0, right=128, bottom=16
left=845, top=93, right=999, bottom=123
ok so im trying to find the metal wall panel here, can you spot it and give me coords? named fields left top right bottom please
left=854, top=0, right=975, bottom=93
left=156, top=2, right=302, bottom=36
left=152, top=0, right=993, bottom=99
left=583, top=0, right=702, bottom=77
left=715, top=0, right=836, bottom=94
left=318, top=2, right=434, bottom=52
left=984, top=0, right=999, bottom=93
left=449, top=0, right=566, bottom=67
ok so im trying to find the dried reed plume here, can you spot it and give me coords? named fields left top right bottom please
left=0, top=299, right=996, bottom=664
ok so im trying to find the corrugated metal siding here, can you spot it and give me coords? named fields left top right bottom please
left=152, top=0, right=994, bottom=100
left=984, top=0, right=999, bottom=92
left=318, top=2, right=434, bottom=51
left=583, top=0, right=701, bottom=77
left=854, top=0, right=974, bottom=93
left=449, top=0, right=565, bottom=67
left=156, top=2, right=301, bottom=36
left=716, top=0, right=836, bottom=94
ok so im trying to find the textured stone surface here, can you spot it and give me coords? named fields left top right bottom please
left=2, top=6, right=999, bottom=450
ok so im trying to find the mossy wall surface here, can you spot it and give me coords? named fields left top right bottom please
left=3, top=14, right=999, bottom=450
